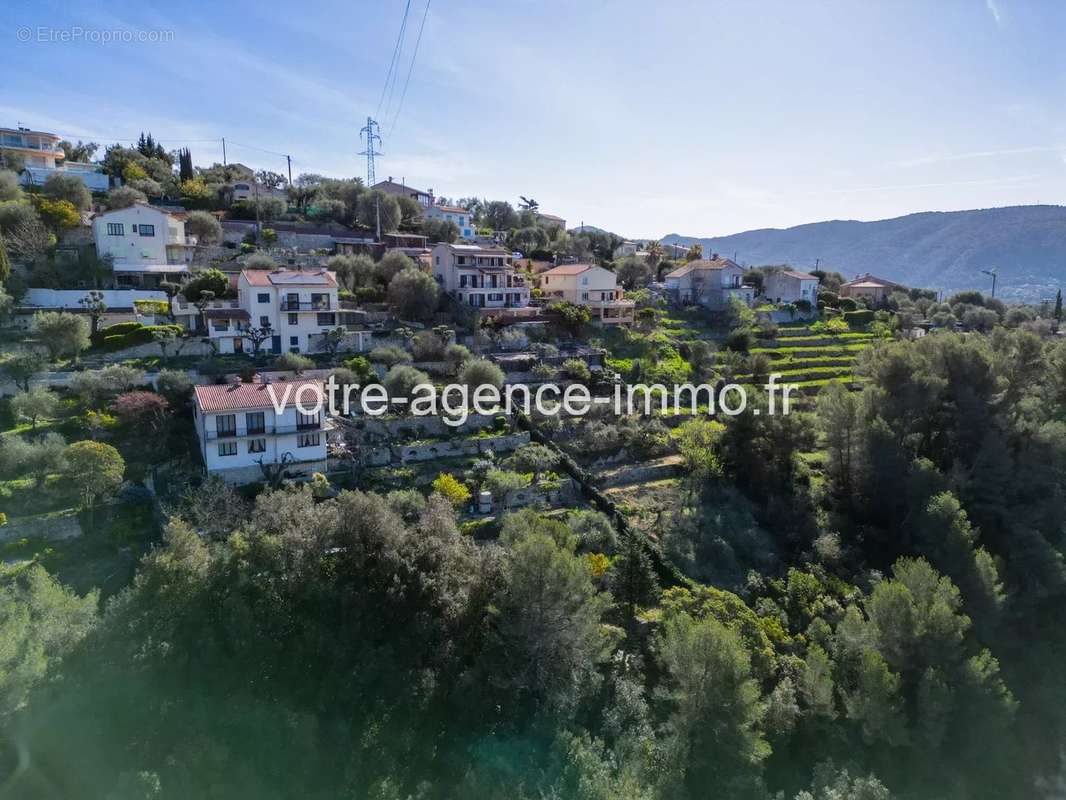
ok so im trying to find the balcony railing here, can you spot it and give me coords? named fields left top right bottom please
left=279, top=300, right=332, bottom=311
left=206, top=422, right=322, bottom=440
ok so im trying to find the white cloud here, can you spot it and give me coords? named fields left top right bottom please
left=986, top=0, right=1003, bottom=26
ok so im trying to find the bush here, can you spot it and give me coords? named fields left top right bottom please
left=431, top=473, right=471, bottom=508
left=274, top=352, right=314, bottom=373
left=459, top=358, right=505, bottom=390
left=92, top=323, right=182, bottom=352
left=411, top=331, right=446, bottom=362
left=825, top=317, right=850, bottom=334
left=561, top=358, right=591, bottom=384
left=724, top=327, right=754, bottom=353
left=368, top=346, right=411, bottom=367
left=387, top=269, right=440, bottom=321
left=383, top=364, right=431, bottom=401
left=842, top=309, right=874, bottom=328
left=838, top=297, right=859, bottom=312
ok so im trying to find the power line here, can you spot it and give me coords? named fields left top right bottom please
left=359, top=117, right=383, bottom=187
left=377, top=0, right=413, bottom=117
left=389, top=0, right=431, bottom=135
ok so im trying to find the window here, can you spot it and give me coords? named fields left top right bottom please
left=582, top=277, right=589, bottom=285
left=245, top=411, right=265, bottom=434
left=215, top=414, right=236, bottom=437
left=317, top=313, right=336, bottom=326
left=298, top=432, right=321, bottom=448
left=260, top=315, right=270, bottom=327
left=311, top=293, right=328, bottom=308
left=257, top=292, right=270, bottom=303
left=288, top=313, right=298, bottom=325
left=138, top=224, right=155, bottom=237
left=290, top=336, right=299, bottom=346
left=581, top=292, right=589, bottom=301
left=297, top=411, right=320, bottom=429
left=488, top=293, right=503, bottom=301
left=248, top=439, right=266, bottom=454
left=106, top=222, right=124, bottom=235
left=218, top=441, right=237, bottom=457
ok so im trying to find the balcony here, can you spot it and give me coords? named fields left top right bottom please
left=206, top=422, right=322, bottom=440
left=279, top=299, right=332, bottom=311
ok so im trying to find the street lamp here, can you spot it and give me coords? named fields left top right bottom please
left=981, top=269, right=997, bottom=299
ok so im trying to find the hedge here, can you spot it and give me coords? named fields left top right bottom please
left=843, top=309, right=875, bottom=327
left=92, top=322, right=183, bottom=352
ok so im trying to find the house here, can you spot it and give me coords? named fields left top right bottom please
left=763, top=270, right=819, bottom=304
left=231, top=181, right=288, bottom=202
left=535, top=212, right=566, bottom=231
left=424, top=204, right=476, bottom=240
left=614, top=240, right=641, bottom=258
left=537, top=263, right=634, bottom=325
left=432, top=243, right=530, bottom=311
left=664, top=256, right=754, bottom=309
left=92, top=204, right=196, bottom=287
left=839, top=273, right=903, bottom=304
left=2, top=126, right=110, bottom=192
left=232, top=269, right=341, bottom=355
left=372, top=177, right=434, bottom=207
left=192, top=378, right=328, bottom=484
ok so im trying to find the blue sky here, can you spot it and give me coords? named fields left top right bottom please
left=4, top=0, right=1065, bottom=238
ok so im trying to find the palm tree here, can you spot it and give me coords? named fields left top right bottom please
left=518, top=196, right=539, bottom=212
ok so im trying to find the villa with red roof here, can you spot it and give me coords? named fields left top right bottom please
left=839, top=273, right=903, bottom=304
left=192, top=377, right=328, bottom=483
left=663, top=256, right=755, bottom=309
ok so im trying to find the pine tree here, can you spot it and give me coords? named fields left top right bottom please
left=179, top=148, right=194, bottom=182
left=0, top=232, right=11, bottom=283
left=1055, top=289, right=1062, bottom=325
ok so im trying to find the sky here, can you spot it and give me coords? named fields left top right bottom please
left=4, top=0, right=1066, bottom=239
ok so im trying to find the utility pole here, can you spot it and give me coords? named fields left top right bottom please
left=359, top=117, right=382, bottom=187
left=286, top=154, right=293, bottom=187
left=253, top=181, right=261, bottom=243
left=981, top=268, right=997, bottom=299
left=221, top=137, right=227, bottom=166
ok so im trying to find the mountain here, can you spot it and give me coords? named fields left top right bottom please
left=661, top=205, right=1066, bottom=302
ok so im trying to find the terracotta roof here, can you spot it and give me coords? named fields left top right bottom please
left=541, top=263, right=594, bottom=276
left=842, top=273, right=900, bottom=288
left=241, top=268, right=337, bottom=287
left=848, top=281, right=889, bottom=289
left=664, top=258, right=741, bottom=279
left=194, top=379, right=324, bottom=413
left=431, top=204, right=470, bottom=214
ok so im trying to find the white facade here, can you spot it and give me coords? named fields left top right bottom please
left=1, top=127, right=62, bottom=169
left=424, top=204, right=476, bottom=240
left=432, top=243, right=530, bottom=310
left=92, top=204, right=195, bottom=286
left=538, top=264, right=634, bottom=325
left=231, top=181, right=288, bottom=202
left=763, top=270, right=819, bottom=304
left=232, top=269, right=341, bottom=355
left=193, top=379, right=328, bottom=484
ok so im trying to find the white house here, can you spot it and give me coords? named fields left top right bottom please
left=2, top=126, right=110, bottom=192
left=231, top=181, right=288, bottom=202
left=192, top=378, right=328, bottom=484
left=537, top=263, right=634, bottom=325
left=424, top=204, right=476, bottom=240
left=235, top=269, right=341, bottom=355
left=664, top=256, right=754, bottom=309
left=763, top=270, right=819, bottom=304
left=92, top=204, right=196, bottom=287
left=432, top=243, right=530, bottom=310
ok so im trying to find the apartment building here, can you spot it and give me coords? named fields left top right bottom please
left=664, top=256, right=755, bottom=309
left=424, top=203, right=476, bottom=240
left=92, top=204, right=196, bottom=287
left=192, top=378, right=328, bottom=484
left=432, top=243, right=530, bottom=310
left=537, top=263, right=634, bottom=325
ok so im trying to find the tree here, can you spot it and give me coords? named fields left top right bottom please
left=483, top=200, right=519, bottom=231
left=31, top=196, right=81, bottom=232
left=817, top=383, right=863, bottom=497
left=387, top=269, right=440, bottom=321
left=156, top=369, right=194, bottom=408
left=422, top=217, right=459, bottom=243
left=112, top=391, right=170, bottom=435
left=107, top=185, right=148, bottom=209
left=432, top=473, right=471, bottom=508
left=255, top=170, right=287, bottom=190
left=489, top=523, right=608, bottom=710
left=356, top=190, right=401, bottom=234
left=562, top=358, right=591, bottom=384
left=0, top=562, right=97, bottom=718
left=184, top=210, right=223, bottom=245
left=0, top=232, right=10, bottom=283
left=243, top=252, right=276, bottom=271
left=239, top=324, right=273, bottom=359
left=3, top=351, right=45, bottom=392
left=505, top=442, right=559, bottom=482
left=59, top=140, right=99, bottom=163
left=33, top=311, right=90, bottom=361
left=0, top=170, right=22, bottom=202
left=659, top=613, right=769, bottom=798
left=64, top=440, right=125, bottom=510
left=182, top=269, right=228, bottom=302
left=327, top=253, right=375, bottom=290
left=316, top=327, right=347, bottom=358
left=42, top=172, right=91, bottom=211
left=10, top=387, right=59, bottom=431
left=548, top=301, right=591, bottom=337
left=685, top=243, right=703, bottom=261
left=607, top=535, right=660, bottom=621
left=78, top=290, right=107, bottom=335
left=458, top=358, right=505, bottom=390
left=376, top=251, right=416, bottom=284
left=22, top=431, right=67, bottom=488
left=444, top=343, right=472, bottom=374
left=152, top=327, right=183, bottom=364
left=178, top=147, right=194, bottom=182
left=275, top=352, right=314, bottom=373
left=383, top=364, right=431, bottom=402
left=616, top=256, right=652, bottom=289
left=1055, top=289, right=1062, bottom=328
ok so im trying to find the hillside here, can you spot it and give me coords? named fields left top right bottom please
left=661, top=205, right=1066, bottom=301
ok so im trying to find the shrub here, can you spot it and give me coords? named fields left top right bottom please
left=383, top=364, right=431, bottom=401
left=244, top=252, right=277, bottom=270
left=724, top=327, right=754, bottom=353
left=368, top=346, right=411, bottom=367
left=387, top=269, right=440, bottom=321
left=91, top=323, right=183, bottom=352
left=133, top=299, right=170, bottom=317
left=825, top=317, right=850, bottom=334
left=274, top=352, right=314, bottom=373
left=838, top=297, right=859, bottom=312
left=842, top=309, right=874, bottom=328
left=111, top=391, right=170, bottom=434
left=561, top=358, right=591, bottom=384
left=432, top=473, right=471, bottom=508
left=411, top=331, right=446, bottom=361
left=483, top=469, right=530, bottom=500
left=459, top=358, right=505, bottom=390
left=444, top=343, right=472, bottom=373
